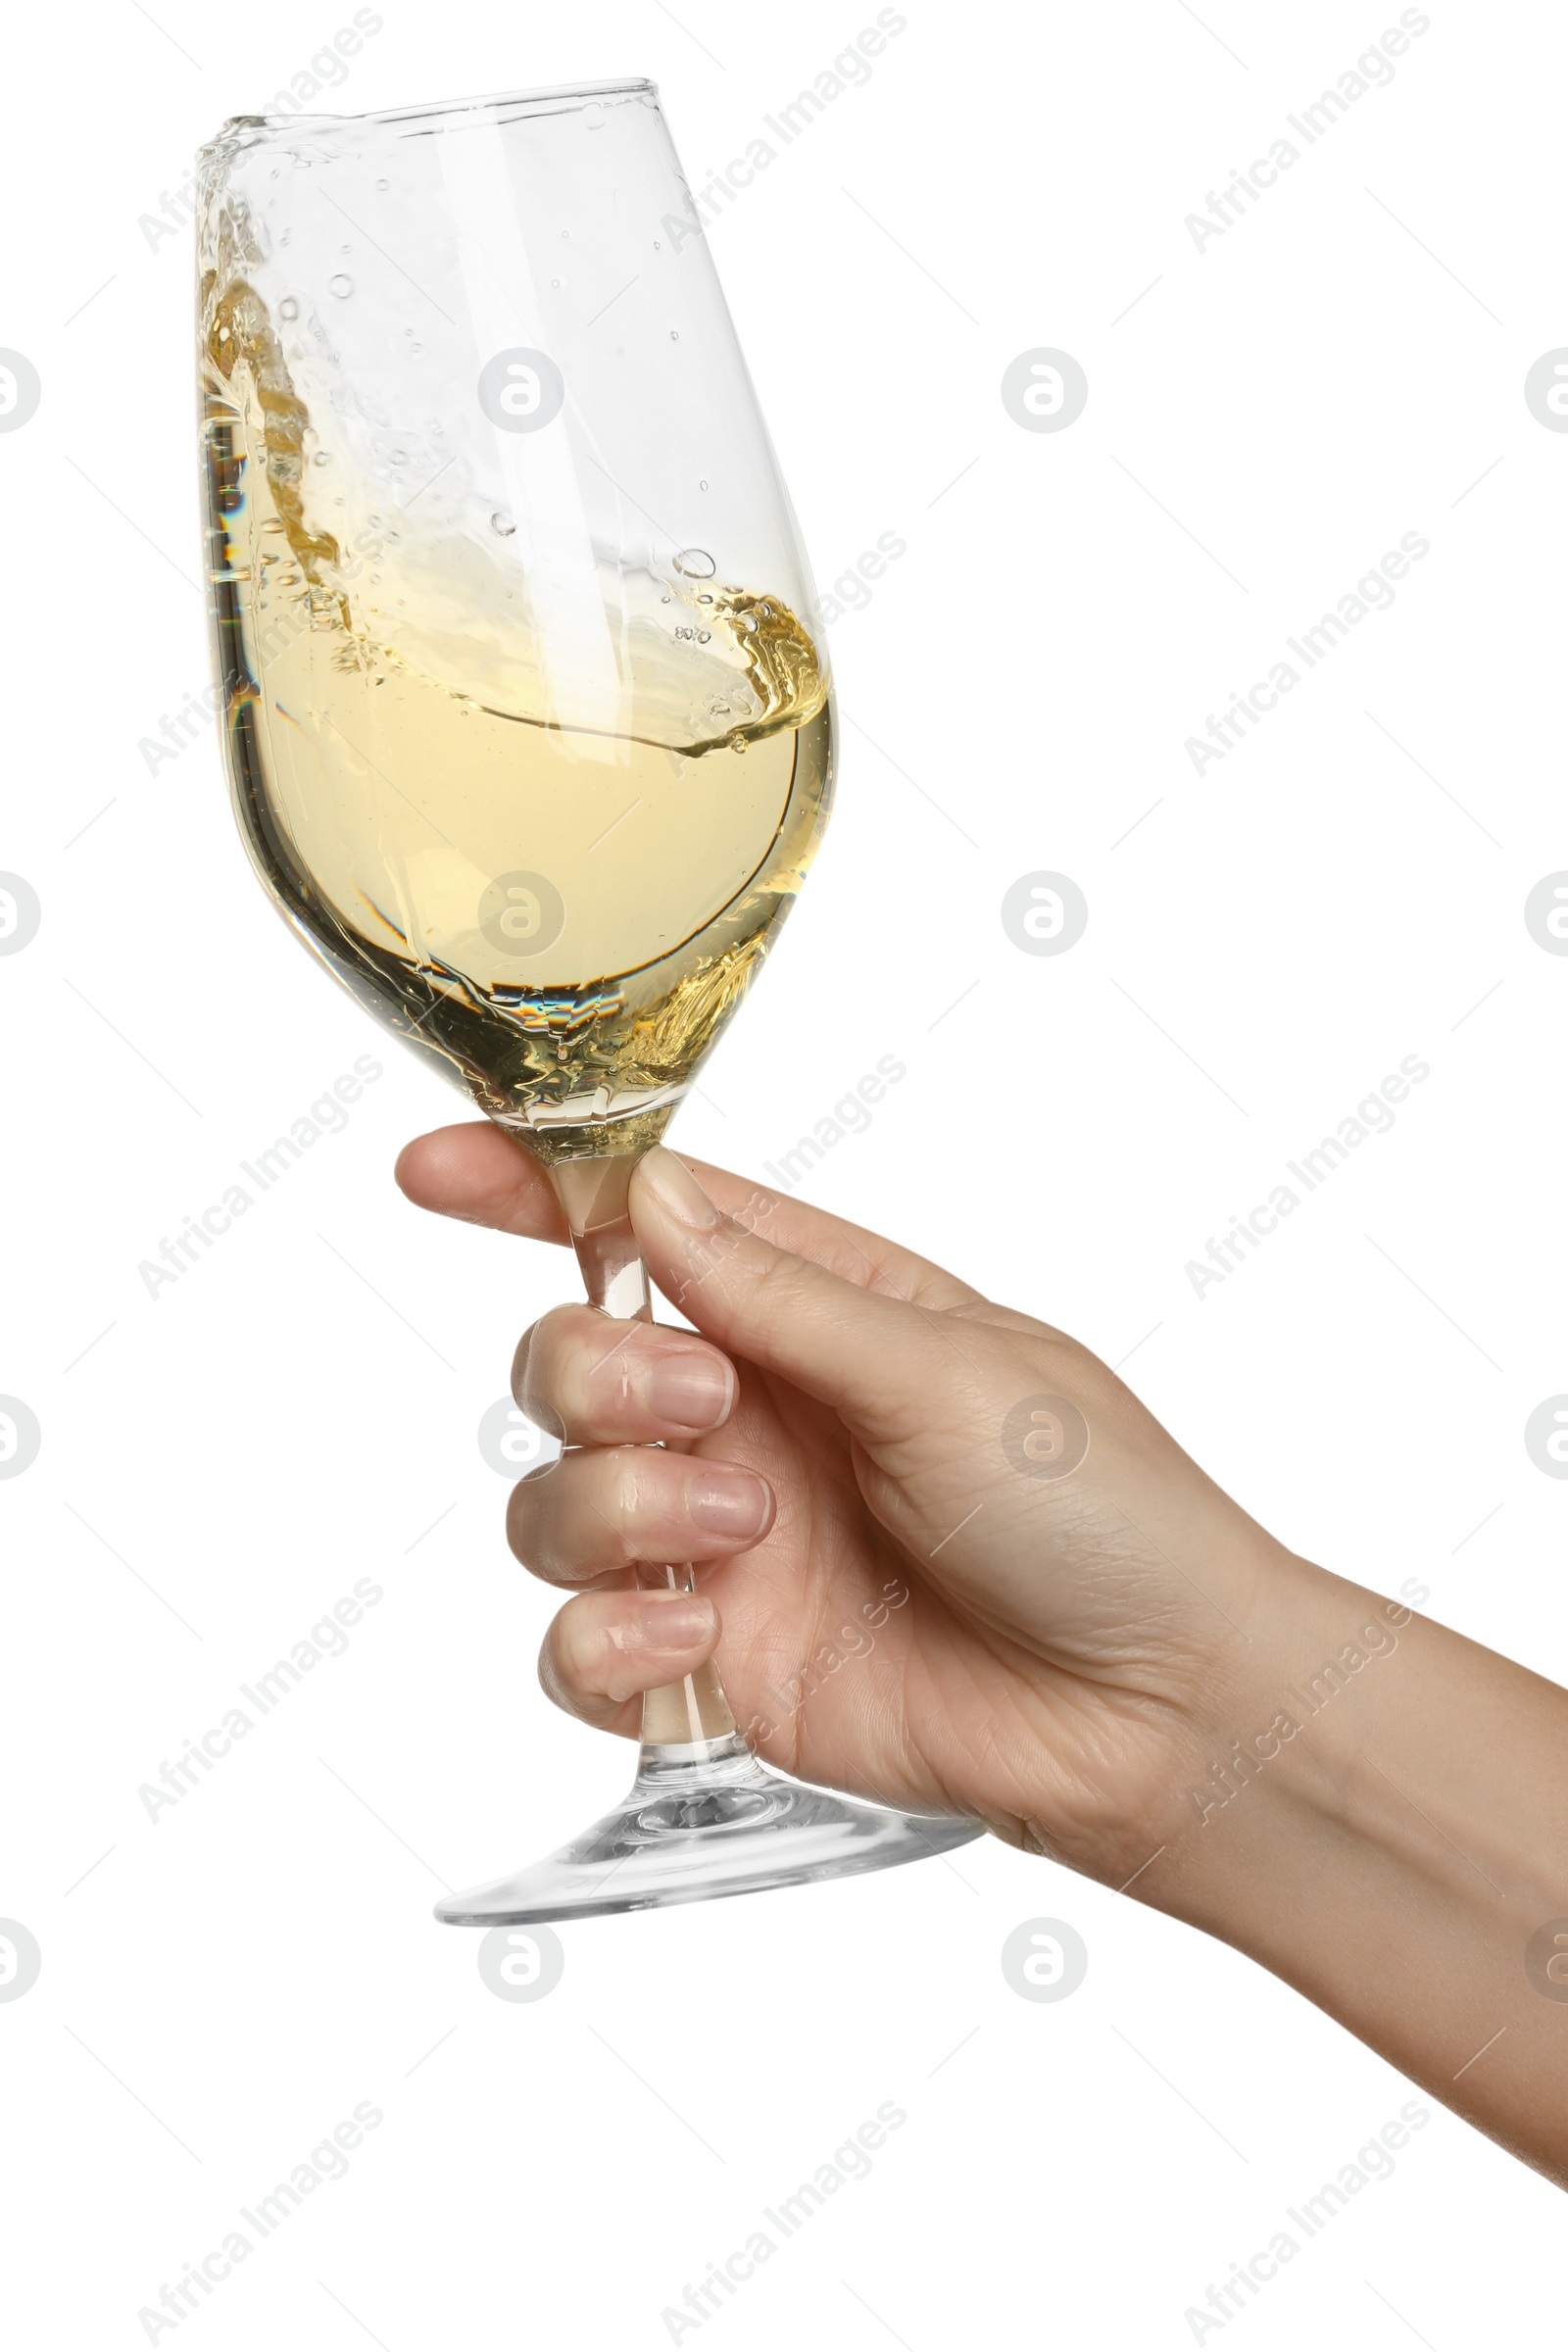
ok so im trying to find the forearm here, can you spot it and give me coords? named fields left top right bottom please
left=1130, top=1559, right=1568, bottom=2185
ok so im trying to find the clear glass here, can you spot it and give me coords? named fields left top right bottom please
left=196, top=77, right=980, bottom=1922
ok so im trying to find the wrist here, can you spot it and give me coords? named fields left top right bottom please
left=1174, top=1552, right=1419, bottom=1846
left=1055, top=1547, right=1430, bottom=1899
left=1115, top=1566, right=1568, bottom=2140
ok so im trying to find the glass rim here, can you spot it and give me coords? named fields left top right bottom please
left=212, top=74, right=659, bottom=143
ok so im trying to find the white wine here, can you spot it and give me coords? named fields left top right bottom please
left=200, top=245, right=833, bottom=1164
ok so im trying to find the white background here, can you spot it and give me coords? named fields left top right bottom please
left=4, top=1, right=1568, bottom=2344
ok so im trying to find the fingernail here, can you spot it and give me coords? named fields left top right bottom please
left=645, top=1352, right=734, bottom=1431
left=626, top=1594, right=716, bottom=1654
left=638, top=1147, right=719, bottom=1232
left=687, top=1470, right=771, bottom=1540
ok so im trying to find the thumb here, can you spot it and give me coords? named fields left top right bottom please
left=630, top=1147, right=949, bottom=1436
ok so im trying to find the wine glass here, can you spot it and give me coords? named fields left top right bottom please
left=197, top=77, right=980, bottom=1922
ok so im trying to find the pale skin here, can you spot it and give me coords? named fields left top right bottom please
left=397, top=1128, right=1568, bottom=2188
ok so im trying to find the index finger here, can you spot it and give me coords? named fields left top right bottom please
left=395, top=1122, right=570, bottom=1243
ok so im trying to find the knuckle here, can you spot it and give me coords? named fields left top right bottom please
left=509, top=1323, right=539, bottom=1406
left=584, top=1326, right=641, bottom=1413
left=739, top=1238, right=806, bottom=1322
left=505, top=1480, right=554, bottom=1573
left=511, top=1304, right=580, bottom=1406
left=1027, top=1331, right=1101, bottom=1396
left=550, top=1594, right=597, bottom=1672
left=537, top=1621, right=575, bottom=1708
left=507, top=1472, right=576, bottom=1579
left=510, top=1451, right=652, bottom=1582
left=603, top=1450, right=656, bottom=1545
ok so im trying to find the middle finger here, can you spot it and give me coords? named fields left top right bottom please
left=507, top=1444, right=774, bottom=1588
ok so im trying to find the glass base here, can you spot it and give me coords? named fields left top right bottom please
left=433, top=1737, right=983, bottom=1926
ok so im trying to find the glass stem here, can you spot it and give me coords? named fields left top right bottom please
left=547, top=1153, right=739, bottom=1754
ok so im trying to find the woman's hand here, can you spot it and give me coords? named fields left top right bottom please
left=395, top=1128, right=1301, bottom=1886
left=397, top=1124, right=1568, bottom=2188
